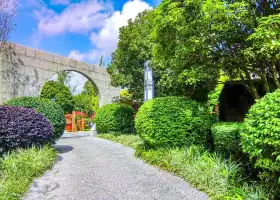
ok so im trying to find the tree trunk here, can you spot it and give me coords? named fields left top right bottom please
left=270, top=62, right=280, bottom=89
left=243, top=70, right=260, bottom=99
left=261, top=67, right=270, bottom=94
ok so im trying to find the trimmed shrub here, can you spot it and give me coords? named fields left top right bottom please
left=135, top=96, right=212, bottom=148
left=0, top=106, right=53, bottom=153
left=211, top=122, right=244, bottom=155
left=241, top=89, right=280, bottom=180
left=95, top=103, right=134, bottom=133
left=6, top=97, right=66, bottom=141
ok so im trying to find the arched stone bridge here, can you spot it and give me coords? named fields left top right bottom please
left=0, top=43, right=120, bottom=105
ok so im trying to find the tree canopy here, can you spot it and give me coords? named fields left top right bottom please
left=0, top=0, right=16, bottom=48
left=40, top=81, right=74, bottom=114
left=108, top=0, right=280, bottom=101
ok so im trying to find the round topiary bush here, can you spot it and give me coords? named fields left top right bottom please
left=6, top=97, right=66, bottom=141
left=241, top=89, right=280, bottom=175
left=95, top=103, right=134, bottom=134
left=135, top=96, right=212, bottom=148
left=0, top=106, right=53, bottom=153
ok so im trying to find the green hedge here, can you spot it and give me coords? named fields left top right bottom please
left=211, top=122, right=244, bottom=155
left=95, top=103, right=134, bottom=134
left=6, top=97, right=66, bottom=141
left=135, top=96, right=212, bottom=148
left=241, top=89, right=280, bottom=181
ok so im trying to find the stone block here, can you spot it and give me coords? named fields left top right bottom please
left=54, top=55, right=62, bottom=64
left=19, top=55, right=35, bottom=66
left=36, top=50, right=54, bottom=62
left=61, top=57, right=70, bottom=66
left=69, top=59, right=78, bottom=68
left=26, top=47, right=36, bottom=57
left=14, top=44, right=26, bottom=55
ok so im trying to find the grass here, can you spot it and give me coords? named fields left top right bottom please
left=97, top=133, right=143, bottom=149
left=99, top=133, right=270, bottom=200
left=0, top=146, right=57, bottom=200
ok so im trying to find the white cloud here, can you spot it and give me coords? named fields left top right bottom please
left=68, top=50, right=86, bottom=61
left=50, top=0, right=70, bottom=6
left=69, top=0, right=152, bottom=63
left=35, top=0, right=112, bottom=36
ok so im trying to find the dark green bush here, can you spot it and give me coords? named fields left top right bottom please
left=95, top=103, right=134, bottom=133
left=241, top=89, right=280, bottom=181
left=135, top=96, right=212, bottom=148
left=211, top=122, right=244, bottom=155
left=6, top=97, right=66, bottom=141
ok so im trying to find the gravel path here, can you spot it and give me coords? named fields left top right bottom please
left=23, top=137, right=208, bottom=200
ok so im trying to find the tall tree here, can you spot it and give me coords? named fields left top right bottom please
left=107, top=10, right=154, bottom=102
left=152, top=0, right=220, bottom=102
left=82, top=80, right=98, bottom=96
left=0, top=0, right=16, bottom=48
left=57, top=71, right=71, bottom=86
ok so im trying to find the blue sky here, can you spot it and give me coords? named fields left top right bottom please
left=10, top=0, right=160, bottom=65
left=9, top=0, right=160, bottom=94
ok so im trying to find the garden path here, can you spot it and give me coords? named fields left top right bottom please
left=23, top=136, right=208, bottom=200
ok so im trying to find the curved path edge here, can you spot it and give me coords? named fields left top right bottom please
left=23, top=137, right=208, bottom=200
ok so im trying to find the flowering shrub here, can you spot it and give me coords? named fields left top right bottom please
left=0, top=106, right=53, bottom=153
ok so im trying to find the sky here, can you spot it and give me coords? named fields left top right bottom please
left=9, top=0, right=160, bottom=94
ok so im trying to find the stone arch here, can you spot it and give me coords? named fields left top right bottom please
left=0, top=43, right=120, bottom=105
left=45, top=70, right=101, bottom=103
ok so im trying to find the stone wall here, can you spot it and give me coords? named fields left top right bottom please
left=0, top=43, right=120, bottom=106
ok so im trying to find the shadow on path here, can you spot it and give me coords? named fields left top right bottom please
left=55, top=145, right=73, bottom=154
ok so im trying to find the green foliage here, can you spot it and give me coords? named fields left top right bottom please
left=73, top=94, right=98, bottom=114
left=40, top=81, right=74, bottom=113
left=82, top=80, right=98, bottom=96
left=0, top=146, right=56, bottom=200
left=211, top=122, right=244, bottom=156
left=97, top=133, right=143, bottom=149
left=95, top=104, right=134, bottom=134
left=108, top=10, right=154, bottom=102
left=241, top=89, right=280, bottom=181
left=74, top=80, right=99, bottom=114
left=136, top=146, right=269, bottom=199
left=152, top=0, right=221, bottom=102
left=6, top=97, right=66, bottom=141
left=135, top=96, right=212, bottom=148
left=57, top=71, right=71, bottom=86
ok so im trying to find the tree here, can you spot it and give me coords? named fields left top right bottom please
left=244, top=13, right=280, bottom=94
left=82, top=80, right=98, bottom=96
left=0, top=0, right=16, bottom=48
left=57, top=71, right=71, bottom=86
left=107, top=10, right=154, bottom=102
left=40, top=81, right=74, bottom=113
left=74, top=80, right=99, bottom=114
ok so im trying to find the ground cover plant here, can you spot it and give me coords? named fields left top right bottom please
left=98, top=133, right=270, bottom=199
left=97, top=133, right=142, bottom=149
left=0, top=146, right=57, bottom=200
left=6, top=97, right=66, bottom=141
